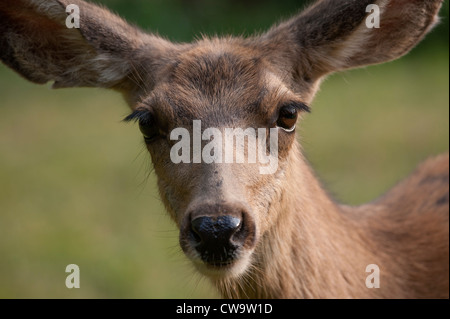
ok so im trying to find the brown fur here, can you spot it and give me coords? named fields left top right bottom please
left=1, top=0, right=447, bottom=298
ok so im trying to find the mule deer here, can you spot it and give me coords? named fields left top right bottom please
left=1, top=0, right=448, bottom=299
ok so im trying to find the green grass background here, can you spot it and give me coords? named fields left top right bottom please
left=0, top=0, right=448, bottom=298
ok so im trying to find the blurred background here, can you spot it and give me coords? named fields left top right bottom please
left=0, top=0, right=448, bottom=299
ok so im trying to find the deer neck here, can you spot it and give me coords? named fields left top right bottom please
left=217, top=144, right=376, bottom=299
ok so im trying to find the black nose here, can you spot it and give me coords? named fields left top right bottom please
left=190, top=215, right=243, bottom=265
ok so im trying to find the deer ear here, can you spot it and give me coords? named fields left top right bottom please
left=0, top=0, right=174, bottom=92
left=260, top=0, right=443, bottom=81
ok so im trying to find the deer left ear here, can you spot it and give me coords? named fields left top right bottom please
left=259, top=0, right=443, bottom=82
left=0, top=0, right=176, bottom=96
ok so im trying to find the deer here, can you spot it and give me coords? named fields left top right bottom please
left=0, top=0, right=448, bottom=299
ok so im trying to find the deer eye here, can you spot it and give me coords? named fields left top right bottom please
left=277, top=105, right=299, bottom=132
left=124, top=108, right=159, bottom=143
left=139, top=121, right=158, bottom=142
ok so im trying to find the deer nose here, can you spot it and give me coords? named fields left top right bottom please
left=180, top=203, right=257, bottom=267
left=191, top=215, right=242, bottom=250
left=182, top=204, right=255, bottom=266
left=190, top=215, right=244, bottom=265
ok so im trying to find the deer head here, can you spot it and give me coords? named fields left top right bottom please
left=0, top=0, right=443, bottom=284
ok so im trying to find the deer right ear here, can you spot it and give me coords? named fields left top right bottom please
left=0, top=0, right=175, bottom=101
left=259, top=0, right=443, bottom=82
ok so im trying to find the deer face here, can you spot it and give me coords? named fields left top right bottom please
left=1, top=0, right=442, bottom=284
left=125, top=42, right=313, bottom=278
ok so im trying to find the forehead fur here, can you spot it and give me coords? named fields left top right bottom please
left=147, top=39, right=304, bottom=128
left=157, top=40, right=267, bottom=123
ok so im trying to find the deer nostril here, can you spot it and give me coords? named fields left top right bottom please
left=191, top=225, right=202, bottom=244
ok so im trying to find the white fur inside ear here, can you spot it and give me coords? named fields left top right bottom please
left=32, top=0, right=67, bottom=22
left=330, top=0, right=389, bottom=71
left=93, top=54, right=131, bottom=86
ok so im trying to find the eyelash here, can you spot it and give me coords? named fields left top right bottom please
left=123, top=108, right=152, bottom=124
left=286, top=102, right=311, bottom=113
